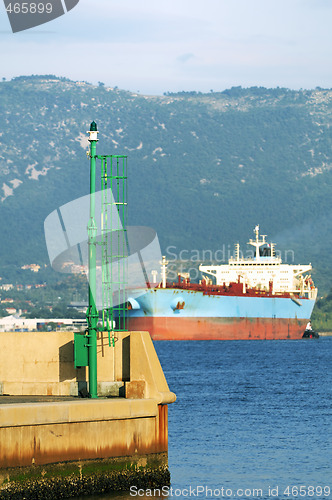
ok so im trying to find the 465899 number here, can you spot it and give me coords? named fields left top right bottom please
left=284, top=485, right=330, bottom=497
left=5, top=3, right=53, bottom=14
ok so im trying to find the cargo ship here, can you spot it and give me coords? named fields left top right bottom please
left=125, top=226, right=317, bottom=340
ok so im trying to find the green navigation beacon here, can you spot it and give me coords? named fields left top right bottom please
left=74, top=122, right=128, bottom=399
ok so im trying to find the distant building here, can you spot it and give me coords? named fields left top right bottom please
left=0, top=315, right=87, bottom=332
left=21, top=264, right=41, bottom=272
left=0, top=284, right=14, bottom=291
left=60, top=261, right=86, bottom=274
left=68, top=301, right=88, bottom=313
left=5, top=308, right=16, bottom=315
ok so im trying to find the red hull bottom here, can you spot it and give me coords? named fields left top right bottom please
left=126, top=317, right=307, bottom=340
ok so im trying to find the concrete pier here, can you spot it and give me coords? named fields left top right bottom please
left=0, top=331, right=175, bottom=498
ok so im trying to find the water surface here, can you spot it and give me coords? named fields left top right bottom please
left=78, top=338, right=332, bottom=499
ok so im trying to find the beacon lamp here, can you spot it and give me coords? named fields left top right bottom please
left=88, top=121, right=99, bottom=142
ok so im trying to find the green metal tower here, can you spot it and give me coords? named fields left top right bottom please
left=75, top=122, right=128, bottom=398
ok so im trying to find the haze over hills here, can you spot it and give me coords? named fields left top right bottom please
left=0, top=75, right=332, bottom=292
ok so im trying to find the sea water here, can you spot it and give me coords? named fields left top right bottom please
left=77, top=338, right=332, bottom=500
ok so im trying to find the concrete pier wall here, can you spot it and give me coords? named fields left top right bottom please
left=0, top=399, right=167, bottom=468
left=0, top=330, right=175, bottom=498
left=0, top=330, right=175, bottom=402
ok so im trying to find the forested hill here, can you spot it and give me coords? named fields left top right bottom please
left=0, top=75, right=332, bottom=291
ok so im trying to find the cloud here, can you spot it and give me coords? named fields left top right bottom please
left=176, top=53, right=195, bottom=64
left=0, top=0, right=332, bottom=94
left=302, top=0, right=332, bottom=8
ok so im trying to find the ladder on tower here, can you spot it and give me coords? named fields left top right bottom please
left=99, top=154, right=128, bottom=347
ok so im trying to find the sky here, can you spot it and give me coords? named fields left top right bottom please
left=1, top=0, right=332, bottom=95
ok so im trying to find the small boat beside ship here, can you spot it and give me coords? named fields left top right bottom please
left=302, top=329, right=319, bottom=339
left=302, top=322, right=319, bottom=339
left=125, top=226, right=318, bottom=340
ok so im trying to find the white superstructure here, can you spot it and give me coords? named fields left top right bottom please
left=199, top=225, right=317, bottom=299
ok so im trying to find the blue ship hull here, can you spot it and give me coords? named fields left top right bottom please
left=126, top=288, right=315, bottom=340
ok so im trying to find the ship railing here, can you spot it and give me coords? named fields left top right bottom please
left=228, top=258, right=283, bottom=265
left=289, top=287, right=317, bottom=299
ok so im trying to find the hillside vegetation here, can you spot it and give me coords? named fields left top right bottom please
left=311, top=292, right=332, bottom=332
left=0, top=76, right=332, bottom=294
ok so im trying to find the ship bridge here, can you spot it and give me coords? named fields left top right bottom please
left=199, top=226, right=317, bottom=299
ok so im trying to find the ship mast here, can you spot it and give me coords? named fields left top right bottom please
left=160, top=256, right=168, bottom=289
left=235, top=243, right=240, bottom=262
left=248, top=225, right=267, bottom=261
